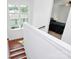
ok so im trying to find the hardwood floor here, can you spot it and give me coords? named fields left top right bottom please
left=8, top=38, right=27, bottom=59
left=48, top=31, right=62, bottom=39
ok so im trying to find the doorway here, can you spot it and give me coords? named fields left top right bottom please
left=48, top=0, right=71, bottom=39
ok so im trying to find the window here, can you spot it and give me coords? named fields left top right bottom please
left=8, top=4, right=29, bottom=29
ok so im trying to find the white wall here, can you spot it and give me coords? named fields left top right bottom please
left=7, top=29, right=23, bottom=39
left=51, top=0, right=71, bottom=23
left=32, top=0, right=54, bottom=32
left=61, top=10, right=71, bottom=44
left=23, top=23, right=71, bottom=59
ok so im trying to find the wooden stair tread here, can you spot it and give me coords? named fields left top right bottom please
left=8, top=39, right=24, bottom=50
left=11, top=53, right=27, bottom=59
left=10, top=48, right=25, bottom=55
left=10, top=47, right=24, bottom=52
left=10, top=51, right=25, bottom=57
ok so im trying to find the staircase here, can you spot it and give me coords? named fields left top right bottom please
left=8, top=38, right=27, bottom=59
